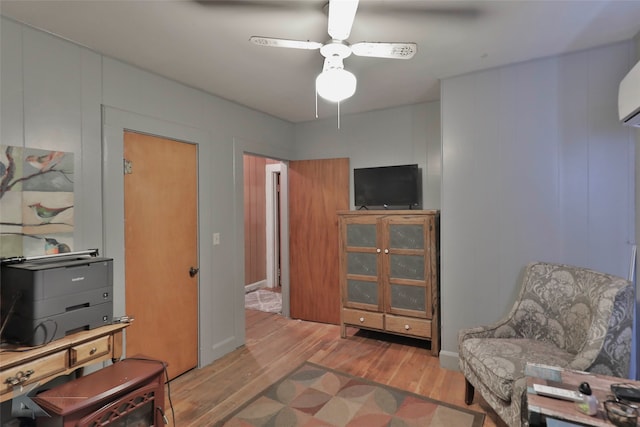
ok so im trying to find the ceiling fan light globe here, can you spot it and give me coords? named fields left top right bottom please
left=316, top=68, right=357, bottom=102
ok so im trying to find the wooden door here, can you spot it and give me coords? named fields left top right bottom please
left=289, top=158, right=349, bottom=324
left=123, top=131, right=198, bottom=380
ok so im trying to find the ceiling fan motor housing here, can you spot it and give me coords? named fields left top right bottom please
left=320, top=40, right=352, bottom=61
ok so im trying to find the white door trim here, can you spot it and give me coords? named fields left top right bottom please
left=265, top=163, right=282, bottom=289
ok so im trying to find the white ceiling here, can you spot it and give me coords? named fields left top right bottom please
left=2, top=0, right=640, bottom=123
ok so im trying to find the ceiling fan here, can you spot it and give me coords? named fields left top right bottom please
left=249, top=0, right=417, bottom=103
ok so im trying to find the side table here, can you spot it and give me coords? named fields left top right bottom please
left=525, top=363, right=639, bottom=426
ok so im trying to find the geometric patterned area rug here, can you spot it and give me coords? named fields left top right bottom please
left=214, top=362, right=485, bottom=427
left=245, top=289, right=282, bottom=313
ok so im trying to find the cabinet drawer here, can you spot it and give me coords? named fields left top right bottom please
left=1, top=350, right=67, bottom=396
left=385, top=315, right=431, bottom=338
left=342, top=308, right=384, bottom=330
left=70, top=335, right=111, bottom=366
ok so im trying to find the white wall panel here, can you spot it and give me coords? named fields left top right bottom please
left=632, top=31, right=640, bottom=380
left=586, top=43, right=635, bottom=276
left=440, top=41, right=636, bottom=370
left=1, top=19, right=24, bottom=148
left=102, top=57, right=294, bottom=150
left=558, top=51, right=590, bottom=269
left=77, top=50, right=103, bottom=250
left=422, top=102, right=441, bottom=209
left=23, top=28, right=82, bottom=153
left=9, top=23, right=104, bottom=254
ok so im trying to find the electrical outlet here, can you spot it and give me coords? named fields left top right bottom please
left=213, top=233, right=220, bottom=245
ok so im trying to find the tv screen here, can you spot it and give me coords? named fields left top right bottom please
left=354, top=164, right=420, bottom=208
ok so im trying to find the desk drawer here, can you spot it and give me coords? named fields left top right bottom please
left=385, top=315, right=431, bottom=338
left=342, top=308, right=384, bottom=330
left=70, top=335, right=111, bottom=367
left=1, top=350, right=67, bottom=396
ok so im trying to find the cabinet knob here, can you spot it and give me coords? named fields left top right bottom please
left=376, top=248, right=381, bottom=253
left=404, top=324, right=410, bottom=330
left=90, top=347, right=97, bottom=355
left=384, top=249, right=389, bottom=254
left=359, top=317, right=365, bottom=323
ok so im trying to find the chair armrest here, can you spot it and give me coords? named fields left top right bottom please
left=458, top=317, right=518, bottom=343
left=567, top=284, right=634, bottom=377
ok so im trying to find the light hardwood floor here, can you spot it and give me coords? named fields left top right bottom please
left=167, top=309, right=506, bottom=426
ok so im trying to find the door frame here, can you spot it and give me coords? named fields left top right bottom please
left=265, top=163, right=282, bottom=290
left=102, top=106, right=211, bottom=366
left=233, top=146, right=291, bottom=325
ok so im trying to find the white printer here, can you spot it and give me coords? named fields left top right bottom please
left=0, top=250, right=113, bottom=346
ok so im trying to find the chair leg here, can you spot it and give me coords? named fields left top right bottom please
left=464, top=379, right=475, bottom=405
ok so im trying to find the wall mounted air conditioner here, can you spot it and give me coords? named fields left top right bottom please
left=619, top=59, right=640, bottom=127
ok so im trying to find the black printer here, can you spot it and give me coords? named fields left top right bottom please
left=0, top=251, right=113, bottom=346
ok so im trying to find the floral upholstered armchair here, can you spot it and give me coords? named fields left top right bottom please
left=458, top=262, right=634, bottom=427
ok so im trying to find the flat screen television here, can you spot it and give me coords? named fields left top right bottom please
left=354, top=164, right=421, bottom=209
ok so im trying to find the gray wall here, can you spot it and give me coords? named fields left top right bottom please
left=633, top=31, right=640, bottom=379
left=0, top=16, right=296, bottom=369
left=440, top=40, right=637, bottom=369
left=294, top=101, right=442, bottom=210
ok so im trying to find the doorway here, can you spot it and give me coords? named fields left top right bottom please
left=243, top=154, right=284, bottom=314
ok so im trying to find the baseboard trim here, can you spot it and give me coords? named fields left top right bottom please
left=439, top=350, right=460, bottom=371
left=245, top=280, right=267, bottom=293
left=200, top=336, right=237, bottom=368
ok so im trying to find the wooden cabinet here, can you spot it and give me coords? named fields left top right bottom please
left=338, top=210, right=440, bottom=356
left=0, top=324, right=128, bottom=402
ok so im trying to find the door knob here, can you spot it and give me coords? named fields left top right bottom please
left=189, top=267, right=199, bottom=277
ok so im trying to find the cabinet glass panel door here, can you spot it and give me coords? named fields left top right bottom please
left=384, top=217, right=431, bottom=318
left=342, top=217, right=381, bottom=310
left=346, top=253, right=378, bottom=305
left=347, top=223, right=377, bottom=247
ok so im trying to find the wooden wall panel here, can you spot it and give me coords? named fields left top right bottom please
left=243, top=155, right=279, bottom=287
left=244, top=154, right=266, bottom=285
left=289, top=158, right=349, bottom=324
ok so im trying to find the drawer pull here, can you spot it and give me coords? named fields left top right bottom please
left=359, top=317, right=365, bottom=323
left=90, top=347, right=97, bottom=355
left=404, top=324, right=410, bottom=330
left=5, top=369, right=35, bottom=386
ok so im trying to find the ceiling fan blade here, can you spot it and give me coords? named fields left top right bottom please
left=358, top=3, right=481, bottom=19
left=250, top=36, right=322, bottom=50
left=195, top=1, right=319, bottom=11
left=351, top=42, right=417, bottom=59
left=327, top=0, right=359, bottom=41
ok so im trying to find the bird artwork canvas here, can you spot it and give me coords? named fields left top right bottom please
left=0, top=145, right=74, bottom=257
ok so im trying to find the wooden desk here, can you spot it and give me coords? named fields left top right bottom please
left=526, top=364, right=639, bottom=426
left=0, top=323, right=128, bottom=403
